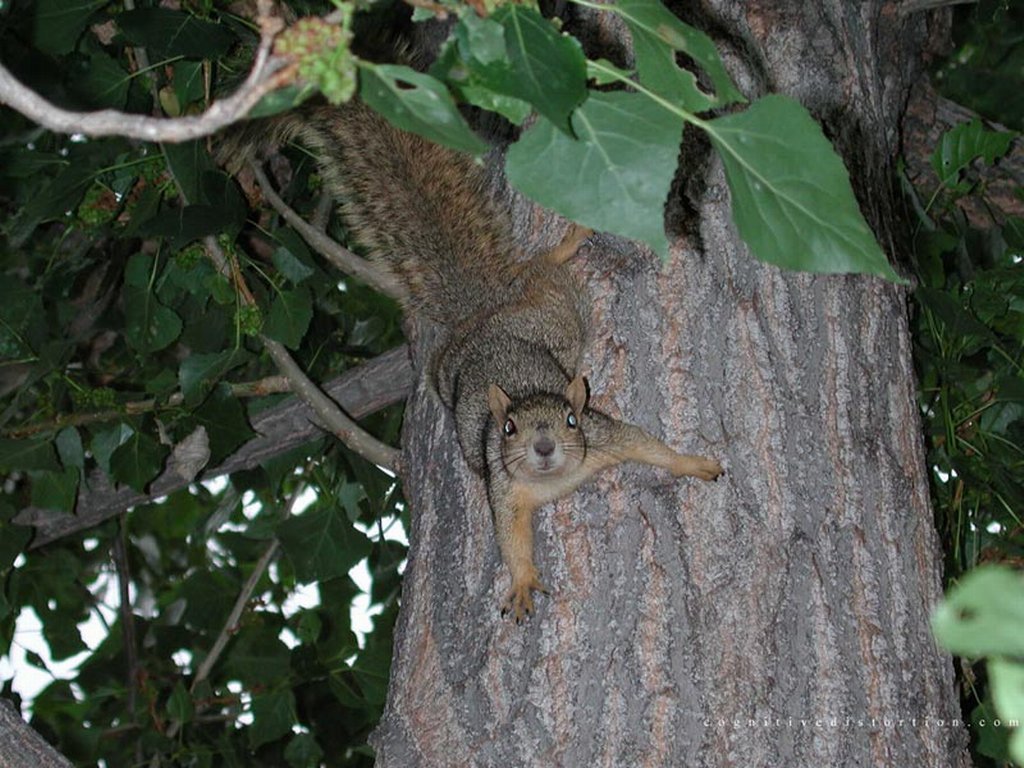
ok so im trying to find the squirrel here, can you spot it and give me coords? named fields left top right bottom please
left=222, top=102, right=724, bottom=621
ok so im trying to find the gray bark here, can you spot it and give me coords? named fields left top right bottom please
left=371, top=1, right=970, bottom=766
left=0, top=699, right=72, bottom=768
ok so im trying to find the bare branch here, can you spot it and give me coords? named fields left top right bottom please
left=0, top=12, right=293, bottom=144
left=249, top=162, right=408, bottom=302
left=14, top=346, right=414, bottom=548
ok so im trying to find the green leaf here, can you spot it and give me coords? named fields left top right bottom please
left=225, top=624, right=291, bottom=685
left=931, top=118, right=1016, bottom=189
left=70, top=46, right=131, bottom=110
left=278, top=506, right=371, bottom=583
left=615, top=0, right=743, bottom=111
left=173, top=61, right=206, bottom=110
left=166, top=681, right=194, bottom=725
left=109, top=430, right=168, bottom=493
left=123, top=255, right=184, bottom=354
left=431, top=38, right=531, bottom=125
left=0, top=280, right=43, bottom=359
left=285, top=733, right=325, bottom=768
left=140, top=205, right=227, bottom=251
left=295, top=610, right=322, bottom=644
left=351, top=643, right=390, bottom=706
left=179, top=349, right=250, bottom=406
left=705, top=95, right=901, bottom=280
left=0, top=438, right=59, bottom=472
left=32, top=0, right=107, bottom=55
left=181, top=570, right=238, bottom=633
left=55, top=427, right=84, bottom=473
left=9, top=161, right=97, bottom=248
left=29, top=468, right=79, bottom=514
left=989, top=658, right=1024, bottom=766
left=249, top=85, right=314, bottom=119
left=586, top=58, right=634, bottom=85
left=272, top=246, right=316, bottom=285
left=0, top=503, right=31, bottom=571
left=358, top=63, right=488, bottom=156
left=161, top=141, right=218, bottom=206
left=117, top=8, right=238, bottom=60
left=932, top=565, right=1024, bottom=657
left=192, top=391, right=255, bottom=465
left=506, top=90, right=683, bottom=257
left=90, top=423, right=133, bottom=477
left=264, top=287, right=313, bottom=350
left=484, top=6, right=587, bottom=133
left=250, top=690, right=297, bottom=749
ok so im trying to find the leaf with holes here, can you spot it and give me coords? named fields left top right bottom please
left=358, top=63, right=487, bottom=156
left=932, top=565, right=1024, bottom=657
left=616, top=0, right=743, bottom=111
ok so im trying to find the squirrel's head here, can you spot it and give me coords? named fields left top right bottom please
left=487, top=376, right=588, bottom=479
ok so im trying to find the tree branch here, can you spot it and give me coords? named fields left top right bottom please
left=0, top=8, right=293, bottom=143
left=262, top=336, right=402, bottom=472
left=249, top=162, right=408, bottom=302
left=0, top=698, right=73, bottom=768
left=13, top=346, right=414, bottom=548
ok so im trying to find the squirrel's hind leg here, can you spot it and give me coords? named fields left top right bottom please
left=541, top=223, right=593, bottom=265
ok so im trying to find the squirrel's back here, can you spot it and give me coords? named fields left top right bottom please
left=254, top=104, right=523, bottom=326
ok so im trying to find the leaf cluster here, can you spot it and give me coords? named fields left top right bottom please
left=1, top=1, right=407, bottom=764
left=910, top=114, right=1024, bottom=766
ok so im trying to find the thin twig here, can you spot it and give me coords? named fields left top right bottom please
left=0, top=9, right=293, bottom=143
left=262, top=336, right=402, bottom=471
left=159, top=481, right=304, bottom=747
left=311, top=189, right=334, bottom=231
left=112, top=519, right=139, bottom=722
left=3, top=375, right=291, bottom=439
left=249, top=162, right=407, bottom=302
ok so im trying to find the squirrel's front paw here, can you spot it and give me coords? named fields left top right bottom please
left=672, top=455, right=724, bottom=481
left=501, top=575, right=549, bottom=623
left=694, top=457, right=724, bottom=481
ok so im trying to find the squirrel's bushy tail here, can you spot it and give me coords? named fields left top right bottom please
left=221, top=104, right=520, bottom=326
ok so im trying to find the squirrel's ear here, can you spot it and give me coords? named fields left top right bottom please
left=565, top=375, right=588, bottom=415
left=488, top=384, right=512, bottom=424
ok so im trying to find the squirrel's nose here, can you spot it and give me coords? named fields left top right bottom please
left=534, top=436, right=556, bottom=457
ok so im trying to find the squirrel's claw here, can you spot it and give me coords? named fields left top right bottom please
left=502, top=575, right=548, bottom=622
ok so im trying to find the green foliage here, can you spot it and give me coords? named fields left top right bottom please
left=933, top=568, right=1024, bottom=766
left=912, top=100, right=1024, bottom=766
left=706, top=95, right=900, bottom=280
left=934, top=0, right=1024, bottom=132
left=1, top=3, right=408, bottom=764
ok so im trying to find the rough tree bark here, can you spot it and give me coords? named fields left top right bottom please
left=371, top=1, right=972, bottom=766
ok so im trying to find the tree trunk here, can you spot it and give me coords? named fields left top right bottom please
left=371, top=2, right=971, bottom=766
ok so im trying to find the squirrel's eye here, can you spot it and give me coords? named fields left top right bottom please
left=503, top=418, right=517, bottom=437
left=566, top=412, right=578, bottom=429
